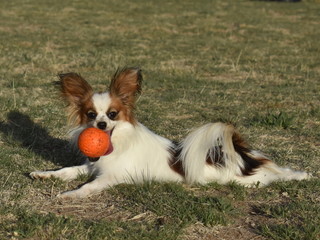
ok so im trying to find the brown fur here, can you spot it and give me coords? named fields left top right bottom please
left=58, top=73, right=94, bottom=126
left=79, top=101, right=95, bottom=125
left=232, top=131, right=271, bottom=175
left=108, top=96, right=134, bottom=123
left=168, top=143, right=185, bottom=177
left=206, top=146, right=224, bottom=167
left=58, top=68, right=142, bottom=126
left=109, top=67, right=142, bottom=124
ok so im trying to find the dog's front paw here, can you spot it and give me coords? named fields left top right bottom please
left=57, top=189, right=89, bottom=199
left=30, top=171, right=53, bottom=180
left=57, top=191, right=76, bottom=200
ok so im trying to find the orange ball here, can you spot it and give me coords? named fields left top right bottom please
left=78, top=128, right=110, bottom=158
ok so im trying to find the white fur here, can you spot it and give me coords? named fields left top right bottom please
left=182, top=123, right=309, bottom=187
left=91, top=93, right=115, bottom=130
left=30, top=84, right=310, bottom=199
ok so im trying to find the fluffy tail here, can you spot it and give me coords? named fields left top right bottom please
left=180, top=123, right=309, bottom=186
left=180, top=122, right=239, bottom=183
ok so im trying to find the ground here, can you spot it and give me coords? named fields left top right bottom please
left=0, top=0, right=319, bottom=239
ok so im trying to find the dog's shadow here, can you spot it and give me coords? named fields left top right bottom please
left=0, top=111, right=84, bottom=168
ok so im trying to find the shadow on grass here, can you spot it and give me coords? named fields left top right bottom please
left=0, top=111, right=83, bottom=167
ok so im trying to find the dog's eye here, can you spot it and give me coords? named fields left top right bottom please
left=87, top=111, right=97, bottom=120
left=107, top=111, right=118, bottom=120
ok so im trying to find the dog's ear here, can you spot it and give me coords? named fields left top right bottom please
left=57, top=73, right=93, bottom=106
left=109, top=67, right=142, bottom=106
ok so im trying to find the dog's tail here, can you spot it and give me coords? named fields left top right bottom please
left=180, top=122, right=309, bottom=185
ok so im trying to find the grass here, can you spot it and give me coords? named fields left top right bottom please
left=0, top=0, right=320, bottom=239
left=252, top=111, right=295, bottom=129
left=256, top=180, right=320, bottom=240
left=110, top=182, right=234, bottom=226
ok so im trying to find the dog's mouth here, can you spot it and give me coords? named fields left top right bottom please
left=103, top=129, right=114, bottom=155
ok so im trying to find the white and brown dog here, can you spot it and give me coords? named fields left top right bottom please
left=30, top=67, right=309, bottom=198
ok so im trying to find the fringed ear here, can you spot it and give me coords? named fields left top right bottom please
left=57, top=73, right=94, bottom=126
left=57, top=73, right=93, bottom=106
left=109, top=67, right=142, bottom=107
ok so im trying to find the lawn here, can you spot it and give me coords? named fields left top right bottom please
left=0, top=0, right=319, bottom=239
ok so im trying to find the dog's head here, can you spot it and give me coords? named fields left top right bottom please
left=58, top=67, right=142, bottom=132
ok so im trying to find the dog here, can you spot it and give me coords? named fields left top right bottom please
left=30, top=67, right=309, bottom=198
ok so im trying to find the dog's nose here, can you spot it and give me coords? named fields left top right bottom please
left=97, top=121, right=107, bottom=130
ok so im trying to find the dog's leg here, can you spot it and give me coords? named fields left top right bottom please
left=30, top=161, right=92, bottom=182
left=233, top=163, right=310, bottom=187
left=181, top=123, right=310, bottom=186
left=57, top=175, right=115, bottom=199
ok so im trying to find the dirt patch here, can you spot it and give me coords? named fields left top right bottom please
left=30, top=191, right=132, bottom=221
left=179, top=221, right=266, bottom=240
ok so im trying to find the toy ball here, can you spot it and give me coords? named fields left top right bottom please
left=78, top=128, right=111, bottom=158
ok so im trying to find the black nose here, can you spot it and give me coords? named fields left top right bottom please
left=97, top=122, right=107, bottom=130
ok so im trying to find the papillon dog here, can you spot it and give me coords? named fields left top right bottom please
left=30, top=67, right=309, bottom=199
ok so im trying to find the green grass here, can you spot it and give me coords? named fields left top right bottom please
left=110, top=182, right=234, bottom=226
left=256, top=180, right=320, bottom=240
left=1, top=206, right=180, bottom=240
left=251, top=111, right=295, bottom=129
left=1, top=0, right=320, bottom=239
